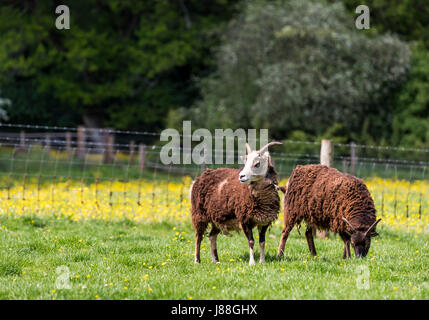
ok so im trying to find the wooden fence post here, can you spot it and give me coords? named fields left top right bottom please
left=350, top=142, right=357, bottom=176
left=317, top=139, right=334, bottom=239
left=45, top=133, right=51, bottom=153
left=320, top=139, right=333, bottom=167
left=129, top=140, right=135, bottom=165
left=138, top=144, right=146, bottom=173
left=77, top=126, right=86, bottom=159
left=19, top=130, right=26, bottom=152
left=201, top=149, right=207, bottom=172
left=103, top=132, right=115, bottom=163
left=342, top=159, right=348, bottom=173
left=65, top=132, right=72, bottom=158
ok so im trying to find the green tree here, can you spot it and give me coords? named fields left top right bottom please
left=341, top=0, right=429, bottom=148
left=0, top=0, right=238, bottom=131
left=342, top=0, right=429, bottom=47
left=0, top=90, right=10, bottom=121
left=187, top=0, right=410, bottom=144
left=391, top=44, right=429, bottom=148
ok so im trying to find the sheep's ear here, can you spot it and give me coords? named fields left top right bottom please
left=260, top=150, right=270, bottom=159
left=259, top=151, right=270, bottom=169
left=268, top=155, right=273, bottom=167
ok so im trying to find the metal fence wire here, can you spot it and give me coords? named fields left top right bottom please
left=0, top=123, right=427, bottom=223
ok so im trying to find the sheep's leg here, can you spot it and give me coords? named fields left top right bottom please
left=242, top=225, right=255, bottom=266
left=258, top=225, right=269, bottom=263
left=343, top=242, right=351, bottom=259
left=194, top=231, right=203, bottom=263
left=277, top=224, right=293, bottom=257
left=339, top=232, right=351, bottom=259
left=305, top=226, right=317, bottom=256
left=194, top=223, right=208, bottom=264
left=209, top=225, right=221, bottom=263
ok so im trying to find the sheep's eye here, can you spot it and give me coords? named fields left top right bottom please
left=254, top=162, right=260, bottom=168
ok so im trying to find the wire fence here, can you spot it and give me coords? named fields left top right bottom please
left=0, top=123, right=427, bottom=226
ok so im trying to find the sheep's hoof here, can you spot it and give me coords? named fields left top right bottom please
left=259, top=259, right=265, bottom=264
left=249, top=260, right=255, bottom=266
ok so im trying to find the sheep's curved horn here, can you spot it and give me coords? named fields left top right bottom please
left=364, top=218, right=382, bottom=237
left=245, top=143, right=252, bottom=154
left=342, top=217, right=356, bottom=233
left=258, top=141, right=282, bottom=155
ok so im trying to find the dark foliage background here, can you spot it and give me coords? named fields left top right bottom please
left=0, top=0, right=428, bottom=148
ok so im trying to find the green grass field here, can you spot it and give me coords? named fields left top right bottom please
left=0, top=216, right=428, bottom=300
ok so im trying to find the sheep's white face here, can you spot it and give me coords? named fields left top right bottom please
left=238, top=141, right=282, bottom=184
left=239, top=151, right=269, bottom=184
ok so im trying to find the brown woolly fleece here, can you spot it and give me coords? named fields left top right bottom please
left=191, top=164, right=280, bottom=263
left=283, top=164, right=377, bottom=233
left=277, top=164, right=379, bottom=258
left=191, top=166, right=280, bottom=234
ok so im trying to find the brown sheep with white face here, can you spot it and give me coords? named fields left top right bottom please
left=277, top=164, right=381, bottom=259
left=190, top=142, right=282, bottom=265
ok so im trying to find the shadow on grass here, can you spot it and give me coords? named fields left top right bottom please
left=236, top=251, right=323, bottom=263
left=22, top=216, right=47, bottom=228
left=0, top=263, right=22, bottom=276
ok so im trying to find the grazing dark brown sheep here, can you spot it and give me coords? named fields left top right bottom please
left=191, top=142, right=282, bottom=265
left=277, top=164, right=381, bottom=259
